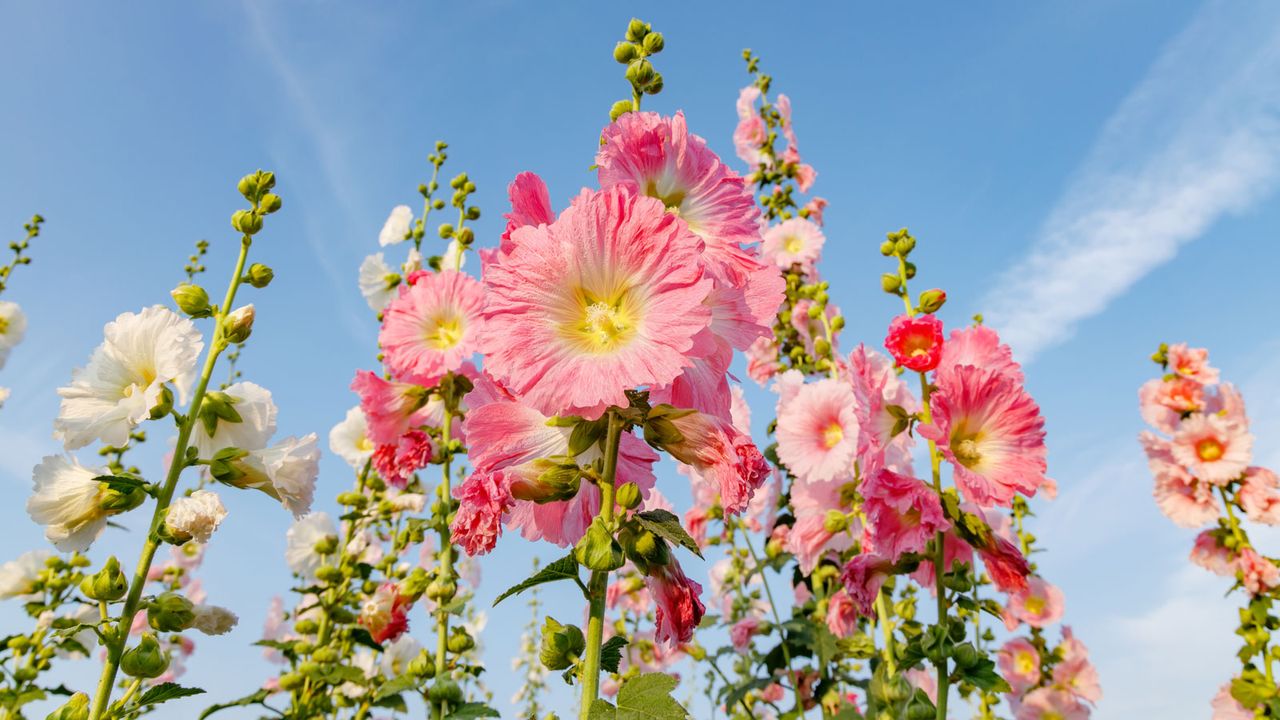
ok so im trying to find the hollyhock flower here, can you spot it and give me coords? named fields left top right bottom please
left=285, top=512, right=337, bottom=579
left=762, top=218, right=825, bottom=270
left=1016, top=688, right=1089, bottom=720
left=371, top=430, right=434, bottom=488
left=381, top=634, right=422, bottom=676
left=191, top=604, right=238, bottom=635
left=825, top=589, right=859, bottom=638
left=190, top=381, right=278, bottom=458
left=1004, top=577, right=1064, bottom=629
left=329, top=406, right=374, bottom=470
left=359, top=583, right=411, bottom=644
left=0, top=300, right=27, bottom=369
left=380, top=270, right=485, bottom=386
left=1211, top=682, right=1253, bottom=720
left=803, top=197, right=828, bottom=226
left=776, top=378, right=859, bottom=484
left=905, top=668, right=937, bottom=704
left=776, top=94, right=800, bottom=154
left=228, top=434, right=321, bottom=517
left=358, top=253, right=400, bottom=313
left=733, top=86, right=765, bottom=166
left=660, top=410, right=769, bottom=514
left=1238, top=466, right=1280, bottom=524
left=794, top=163, right=817, bottom=192
left=998, top=637, right=1041, bottom=692
left=1170, top=413, right=1252, bottom=485
left=450, top=471, right=515, bottom=556
left=729, top=616, right=762, bottom=651
left=839, top=554, right=894, bottom=617
left=478, top=186, right=711, bottom=418
left=860, top=468, right=949, bottom=561
left=920, top=366, right=1048, bottom=507
left=1206, top=382, right=1248, bottom=429
left=1167, top=343, right=1219, bottom=384
left=936, top=324, right=1022, bottom=386
left=501, top=172, right=554, bottom=250
left=378, top=205, right=412, bottom=246
left=165, top=490, right=227, bottom=544
left=911, top=530, right=976, bottom=592
left=0, top=550, right=52, bottom=600
left=1139, top=377, right=1205, bottom=434
left=645, top=557, right=705, bottom=647
left=1190, top=531, right=1235, bottom=576
left=54, top=306, right=203, bottom=450
left=884, top=314, right=944, bottom=373
left=1153, top=463, right=1219, bottom=528
left=27, top=455, right=116, bottom=552
left=1236, top=547, right=1279, bottom=595
left=745, top=336, right=782, bottom=385
left=1053, top=627, right=1102, bottom=703
left=350, top=371, right=430, bottom=445
left=981, top=535, right=1030, bottom=594
left=788, top=477, right=858, bottom=574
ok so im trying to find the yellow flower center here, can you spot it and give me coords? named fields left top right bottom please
left=1196, top=437, right=1224, bottom=462
left=822, top=421, right=844, bottom=449
left=783, top=234, right=804, bottom=254
left=357, top=436, right=374, bottom=452
left=1042, top=713, right=1065, bottom=720
left=952, top=436, right=983, bottom=468
left=559, top=280, right=642, bottom=355
left=0, top=316, right=8, bottom=335
left=423, top=312, right=464, bottom=350
left=1024, top=594, right=1046, bottom=615
left=1014, top=651, right=1036, bottom=675
left=645, top=179, right=686, bottom=212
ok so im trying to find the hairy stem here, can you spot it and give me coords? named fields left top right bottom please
left=579, top=410, right=624, bottom=718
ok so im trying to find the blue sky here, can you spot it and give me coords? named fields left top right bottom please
left=1, top=1, right=1278, bottom=717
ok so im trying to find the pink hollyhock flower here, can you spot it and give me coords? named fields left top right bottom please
left=997, top=637, right=1041, bottom=692
left=803, top=197, right=828, bottom=226
left=860, top=468, right=949, bottom=561
left=500, top=171, right=554, bottom=250
left=1190, top=531, right=1235, bottom=576
left=729, top=616, right=762, bottom=651
left=370, top=430, right=434, bottom=488
left=1212, top=682, right=1253, bottom=720
left=359, top=583, right=411, bottom=644
left=920, top=366, right=1048, bottom=507
left=1153, top=462, right=1219, bottom=528
left=839, top=554, right=893, bottom=617
left=1206, top=382, right=1248, bottom=429
left=794, top=163, right=817, bottom=192
left=1170, top=413, right=1253, bottom=485
left=379, top=270, right=484, bottom=387
left=1236, top=546, right=1280, bottom=595
left=762, top=218, right=825, bottom=270
left=761, top=683, right=785, bottom=704
left=884, top=314, right=944, bottom=373
left=1238, top=466, right=1280, bottom=524
left=936, top=324, right=1023, bottom=386
left=776, top=94, right=800, bottom=154
left=905, top=668, right=937, bottom=704
left=745, top=336, right=782, bottom=385
left=1016, top=688, right=1089, bottom=720
left=1167, top=343, right=1219, bottom=385
left=776, top=378, right=859, bottom=484
left=350, top=371, right=429, bottom=446
left=449, top=471, right=515, bottom=556
left=1053, top=627, right=1102, bottom=703
left=478, top=185, right=711, bottom=418
left=645, top=557, right=706, bottom=647
left=662, top=411, right=769, bottom=514
left=911, top=530, right=975, bottom=592
left=1139, top=430, right=1176, bottom=471
left=825, top=588, right=859, bottom=638
left=1003, top=577, right=1064, bottom=630
left=979, top=534, right=1031, bottom=594
left=788, top=478, right=858, bottom=574
left=733, top=86, right=765, bottom=166
left=1138, top=377, right=1205, bottom=434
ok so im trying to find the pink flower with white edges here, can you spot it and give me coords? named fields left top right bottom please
left=500, top=171, right=554, bottom=251
left=884, top=314, right=944, bottom=373
left=825, top=589, right=859, bottom=638
left=762, top=218, right=825, bottom=270
left=921, top=365, right=1048, bottom=507
left=1190, top=531, right=1235, bottom=576
left=1016, top=688, right=1089, bottom=720
left=449, top=471, right=515, bottom=556
left=936, top=324, right=1023, bottom=386
left=1238, top=466, right=1280, bottom=524
left=645, top=557, right=705, bottom=647
left=358, top=583, right=411, bottom=644
left=350, top=371, right=428, bottom=446
left=478, top=185, right=711, bottom=418
left=1153, top=462, right=1219, bottom=528
left=997, top=637, right=1041, bottom=692
left=1170, top=413, right=1252, bottom=485
left=859, top=468, right=949, bottom=561
left=839, top=554, right=893, bottom=617
left=1212, top=681, right=1253, bottom=720
left=1167, top=343, right=1219, bottom=384
left=1003, top=576, right=1064, bottom=630
left=1236, top=546, right=1279, bottom=595
left=776, top=377, right=859, bottom=484
left=379, top=270, right=484, bottom=387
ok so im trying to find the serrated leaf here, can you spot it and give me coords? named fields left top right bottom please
left=633, top=510, right=702, bottom=559
left=493, top=553, right=579, bottom=606
left=137, top=683, right=205, bottom=707
left=374, top=674, right=420, bottom=701
left=600, top=636, right=627, bottom=674
left=449, top=703, right=501, bottom=719
left=198, top=689, right=271, bottom=719
left=613, top=672, right=688, bottom=719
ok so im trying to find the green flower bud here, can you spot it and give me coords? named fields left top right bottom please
left=903, top=261, right=916, bottom=280
left=573, top=518, right=624, bottom=572
left=427, top=679, right=463, bottom=705
left=823, top=509, right=849, bottom=534
left=626, top=60, right=656, bottom=89
left=336, top=491, right=367, bottom=507
left=245, top=263, right=274, bottom=288
left=438, top=222, right=454, bottom=239
left=616, top=482, right=641, bottom=510
left=407, top=649, right=435, bottom=677
left=625, top=18, right=650, bottom=42
left=80, top=556, right=128, bottom=601
left=618, top=525, right=670, bottom=574
left=231, top=209, right=262, bottom=236
left=456, top=226, right=475, bottom=246
left=148, top=384, right=174, bottom=420
left=277, top=672, right=305, bottom=691
left=99, top=483, right=147, bottom=514
left=259, top=193, right=283, bottom=214
left=315, top=565, right=343, bottom=584
left=539, top=616, right=584, bottom=670
left=120, top=634, right=169, bottom=679
left=222, top=304, right=255, bottom=344
left=147, top=592, right=195, bottom=632
left=814, top=338, right=832, bottom=358
left=894, top=234, right=916, bottom=255
left=237, top=174, right=259, bottom=201
left=609, top=99, right=634, bottom=122
left=294, top=619, right=318, bottom=635
left=45, top=692, right=90, bottom=720
left=917, top=288, right=947, bottom=314
left=879, top=240, right=895, bottom=256
left=645, top=74, right=664, bottom=95
left=880, top=273, right=901, bottom=294
left=399, top=567, right=430, bottom=602
left=511, top=461, right=581, bottom=504
left=426, top=577, right=457, bottom=603
left=641, top=31, right=664, bottom=54
left=447, top=626, right=475, bottom=654
left=313, top=647, right=340, bottom=663
left=171, top=283, right=212, bottom=318
left=292, top=640, right=314, bottom=655
left=613, top=41, right=640, bottom=64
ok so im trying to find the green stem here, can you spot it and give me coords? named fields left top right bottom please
left=918, top=372, right=949, bottom=720
left=739, top=522, right=804, bottom=714
left=88, top=235, right=253, bottom=720
left=874, top=590, right=897, bottom=676
left=432, top=405, right=456, bottom=720
left=578, top=410, right=624, bottom=719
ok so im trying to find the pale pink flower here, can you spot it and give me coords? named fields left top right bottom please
left=760, top=683, right=785, bottom=704
left=729, top=616, right=762, bottom=652
left=1153, top=462, right=1219, bottom=528
left=905, top=668, right=937, bottom=704
left=1168, top=343, right=1219, bottom=384
left=1016, top=688, right=1089, bottom=720
left=450, top=471, right=515, bottom=556
left=803, top=197, right=828, bottom=226
left=1190, top=531, right=1235, bottom=576
left=762, top=218, right=825, bottom=270
left=1238, top=466, right=1280, bottom=524
left=1206, top=383, right=1248, bottom=429
left=1139, top=430, right=1176, bottom=472
left=997, top=637, right=1041, bottom=692
left=745, top=336, right=782, bottom=385
left=776, top=378, right=859, bottom=484
left=733, top=86, right=765, bottom=166
left=794, top=164, right=817, bottom=192
left=1236, top=546, right=1279, bottom=595
left=839, top=554, right=893, bottom=617
left=824, top=589, right=859, bottom=638
left=1004, top=577, right=1064, bottom=629
left=379, top=270, right=484, bottom=387
left=645, top=557, right=705, bottom=647
left=478, top=185, right=711, bottom=418
left=921, top=366, right=1048, bottom=507
left=350, top=371, right=428, bottom=446
left=860, top=468, right=949, bottom=561
left=1170, top=413, right=1252, bottom=485
left=1211, top=682, right=1252, bottom=720
left=788, top=478, right=857, bottom=574
left=1139, top=377, right=1205, bottom=434
left=884, top=314, right=944, bottom=373
left=1053, top=627, right=1102, bottom=703
left=937, top=324, right=1022, bottom=386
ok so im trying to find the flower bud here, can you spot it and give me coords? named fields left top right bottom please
left=895, top=234, right=916, bottom=255
left=277, top=672, right=305, bottom=691
left=510, top=462, right=581, bottom=504
left=619, top=525, right=671, bottom=574
left=613, top=41, right=640, bottom=64
left=80, top=556, right=128, bottom=602
left=99, top=483, right=147, bottom=514
left=456, top=226, right=475, bottom=246
left=148, top=384, right=174, bottom=421
left=408, top=649, right=435, bottom=677
left=573, top=519, right=624, bottom=572
left=313, top=646, right=339, bottom=663
left=245, top=263, right=274, bottom=288
left=814, top=338, right=831, bottom=358
left=609, top=99, right=634, bottom=122
left=616, top=482, right=641, bottom=510
left=447, top=626, right=475, bottom=654
left=918, top=288, right=947, bottom=314
left=880, top=273, right=901, bottom=294
left=223, top=304, right=255, bottom=344
left=237, top=174, right=259, bottom=201
left=539, top=616, right=584, bottom=670
left=626, top=60, right=656, bottom=88
left=823, top=510, right=849, bottom=534
left=147, top=591, right=195, bottom=632
left=315, top=565, right=344, bottom=585
left=642, top=31, right=664, bottom=54
left=428, top=679, right=463, bottom=705
left=399, top=567, right=430, bottom=602
left=231, top=209, right=262, bottom=236
left=120, top=634, right=169, bottom=679
left=46, top=693, right=90, bottom=720
left=625, top=18, right=650, bottom=42
left=879, top=240, right=896, bottom=256
left=294, top=619, right=318, bottom=635
left=171, top=283, right=212, bottom=318
left=426, top=577, right=457, bottom=603
left=437, top=222, right=454, bottom=239
left=645, top=74, right=664, bottom=95
left=903, top=261, right=916, bottom=279
left=259, top=193, right=283, bottom=214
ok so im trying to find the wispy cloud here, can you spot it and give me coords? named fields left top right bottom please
left=982, top=1, right=1280, bottom=362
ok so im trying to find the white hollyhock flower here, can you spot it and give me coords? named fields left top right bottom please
left=339, top=649, right=379, bottom=696
left=403, top=247, right=423, bottom=274
left=440, top=240, right=466, bottom=271
left=165, top=490, right=227, bottom=543
left=0, top=301, right=27, bottom=369
left=386, top=491, right=425, bottom=514
left=251, top=433, right=320, bottom=517
left=380, top=634, right=422, bottom=677
left=345, top=528, right=384, bottom=565
left=54, top=306, right=203, bottom=450
left=285, top=512, right=337, bottom=579
left=378, top=205, right=413, bottom=247
left=329, top=406, right=373, bottom=469
left=190, top=381, right=278, bottom=458
left=0, top=549, right=52, bottom=600
left=191, top=604, right=238, bottom=635
left=358, top=253, right=400, bottom=312
left=26, top=456, right=111, bottom=552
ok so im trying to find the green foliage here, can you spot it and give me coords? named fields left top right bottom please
left=493, top=553, right=580, bottom=606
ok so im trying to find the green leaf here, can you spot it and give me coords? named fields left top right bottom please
left=493, top=553, right=579, bottom=606
left=137, top=683, right=205, bottom=707
left=374, top=674, right=420, bottom=701
left=721, top=677, right=770, bottom=713
left=589, top=698, right=617, bottom=719
left=449, top=703, right=501, bottom=719
left=633, top=510, right=702, bottom=559
left=612, top=672, right=688, bottom=719
left=198, top=689, right=271, bottom=719
left=600, top=635, right=628, bottom=674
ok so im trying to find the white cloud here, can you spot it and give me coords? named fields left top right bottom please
left=982, top=1, right=1280, bottom=363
